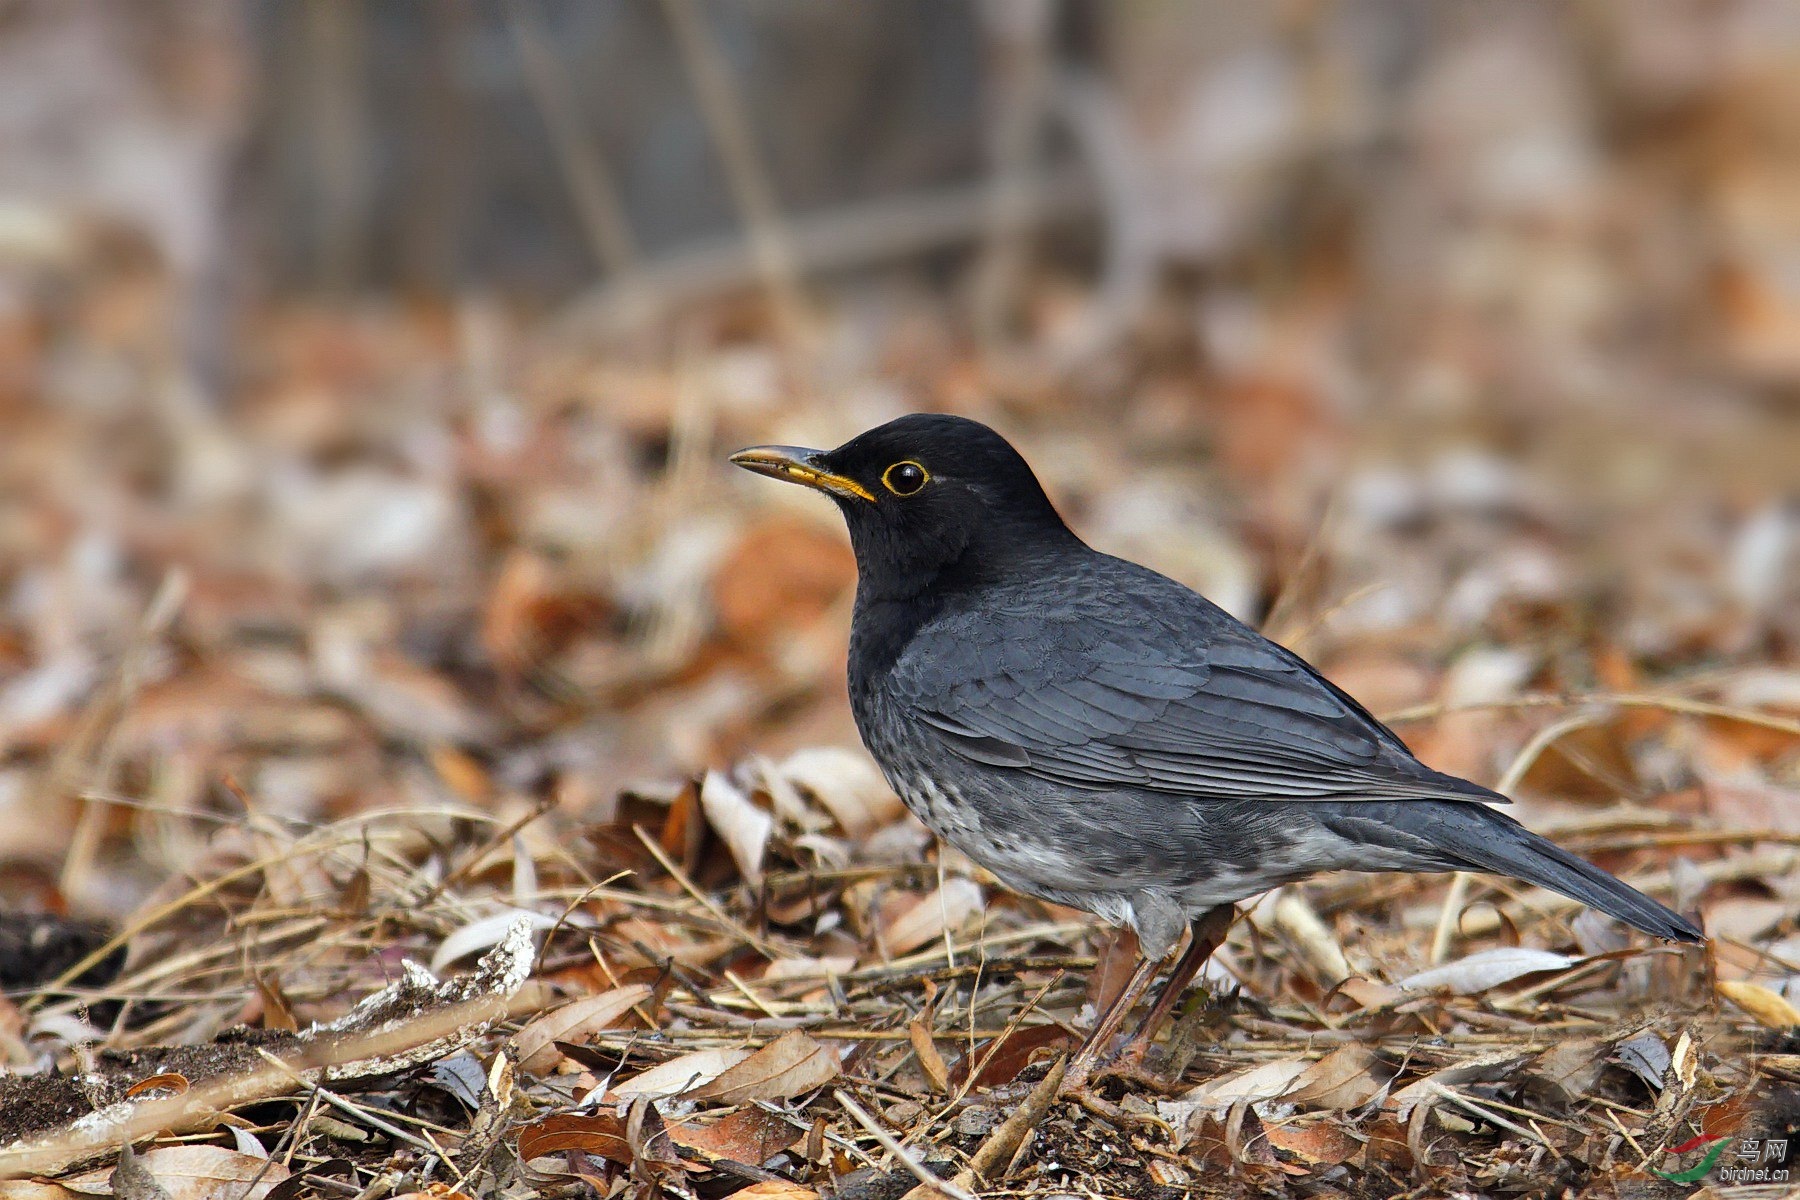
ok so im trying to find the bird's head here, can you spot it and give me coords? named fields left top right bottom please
left=731, top=413, right=1078, bottom=598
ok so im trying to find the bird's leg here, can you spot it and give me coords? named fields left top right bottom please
left=1109, top=903, right=1235, bottom=1075
left=1058, top=952, right=1160, bottom=1098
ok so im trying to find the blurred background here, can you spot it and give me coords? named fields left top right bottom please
left=0, top=0, right=1796, bottom=923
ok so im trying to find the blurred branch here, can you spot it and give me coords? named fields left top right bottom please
left=1037, top=73, right=1159, bottom=375
left=660, top=0, right=813, bottom=348
left=555, top=165, right=1095, bottom=341
left=973, top=0, right=1056, bottom=353
left=506, top=0, right=640, bottom=277
left=51, top=571, right=189, bottom=905
left=301, top=0, right=373, bottom=294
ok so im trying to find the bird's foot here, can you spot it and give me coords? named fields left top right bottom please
left=1056, top=1051, right=1098, bottom=1100
left=1056, top=1075, right=1163, bottom=1130
left=1093, top=1053, right=1187, bottom=1096
left=1057, top=1040, right=1181, bottom=1110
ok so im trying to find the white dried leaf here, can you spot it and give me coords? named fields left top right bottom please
left=1613, top=1032, right=1671, bottom=1092
left=1396, top=947, right=1580, bottom=995
left=226, top=1127, right=267, bottom=1160
left=1158, top=1058, right=1311, bottom=1129
left=430, top=909, right=557, bottom=975
left=613, top=1047, right=752, bottom=1100
left=1388, top=1051, right=1532, bottom=1119
left=700, top=770, right=772, bottom=886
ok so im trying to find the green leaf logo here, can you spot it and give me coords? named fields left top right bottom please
left=1653, top=1134, right=1732, bottom=1184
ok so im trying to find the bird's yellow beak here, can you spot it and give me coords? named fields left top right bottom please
left=730, top=445, right=876, bottom=503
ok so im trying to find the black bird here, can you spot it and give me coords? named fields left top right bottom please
left=732, top=414, right=1703, bottom=1089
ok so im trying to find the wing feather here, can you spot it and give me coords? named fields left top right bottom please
left=885, top=561, right=1502, bottom=806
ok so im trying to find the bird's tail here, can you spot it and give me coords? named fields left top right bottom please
left=1431, top=806, right=1703, bottom=944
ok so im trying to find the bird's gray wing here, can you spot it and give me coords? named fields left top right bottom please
left=886, top=580, right=1503, bottom=805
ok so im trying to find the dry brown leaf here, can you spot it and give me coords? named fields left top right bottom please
left=1717, top=979, right=1800, bottom=1029
left=1278, top=1045, right=1385, bottom=1111
left=1263, top=1119, right=1361, bottom=1167
left=510, top=984, right=653, bottom=1074
left=757, top=956, right=857, bottom=983
left=1085, top=926, right=1142, bottom=1015
left=669, top=1106, right=802, bottom=1166
left=953, top=1024, right=1072, bottom=1089
left=1332, top=977, right=1403, bottom=1011
left=710, top=518, right=855, bottom=649
left=1387, top=1051, right=1533, bottom=1119
left=64, top=1146, right=290, bottom=1200
left=685, top=1030, right=841, bottom=1103
left=721, top=1182, right=820, bottom=1200
left=516, top=1112, right=632, bottom=1165
left=1266, top=891, right=1351, bottom=984
left=1531, top=1035, right=1612, bottom=1101
left=431, top=745, right=492, bottom=804
left=909, top=1017, right=951, bottom=1092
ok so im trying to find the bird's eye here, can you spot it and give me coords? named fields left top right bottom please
left=881, top=461, right=929, bottom=496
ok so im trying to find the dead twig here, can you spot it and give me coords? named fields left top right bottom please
left=834, top=1089, right=976, bottom=1200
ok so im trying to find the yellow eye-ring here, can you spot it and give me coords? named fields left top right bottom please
left=882, top=460, right=929, bottom=496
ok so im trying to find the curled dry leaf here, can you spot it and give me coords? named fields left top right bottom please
left=123, top=1073, right=189, bottom=1099
left=772, top=748, right=902, bottom=838
left=225, top=1128, right=266, bottom=1160
left=511, top=984, right=653, bottom=1074
left=1717, top=979, right=1800, bottom=1029
left=700, top=770, right=772, bottom=886
left=1613, top=1031, right=1672, bottom=1092
left=908, top=1017, right=951, bottom=1092
left=613, top=1046, right=752, bottom=1099
left=65, top=1146, right=290, bottom=1200
left=685, top=1030, right=841, bottom=1103
left=430, top=909, right=559, bottom=975
left=1395, top=947, right=1581, bottom=995
left=1331, top=977, right=1402, bottom=1011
